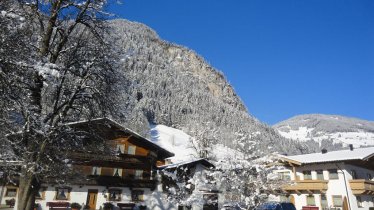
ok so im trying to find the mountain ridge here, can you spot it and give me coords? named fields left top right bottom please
left=273, top=114, right=374, bottom=148
left=106, top=19, right=317, bottom=155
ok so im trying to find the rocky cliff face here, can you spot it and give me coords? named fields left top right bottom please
left=107, top=19, right=317, bottom=155
left=274, top=114, right=374, bottom=148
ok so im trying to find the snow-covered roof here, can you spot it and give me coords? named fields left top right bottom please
left=158, top=158, right=215, bottom=170
left=280, top=147, right=374, bottom=165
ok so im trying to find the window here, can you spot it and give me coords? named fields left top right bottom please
left=332, top=195, right=343, bottom=207
left=35, top=187, right=46, bottom=200
left=316, top=170, right=324, bottom=180
left=131, top=190, right=144, bottom=201
left=351, top=170, right=357, bottom=179
left=135, top=170, right=143, bottom=179
left=108, top=189, right=121, bottom=201
left=113, top=168, right=122, bottom=177
left=320, top=195, right=328, bottom=208
left=280, top=195, right=290, bottom=202
left=303, top=171, right=312, bottom=180
left=55, top=188, right=70, bottom=200
left=307, top=195, right=316, bottom=206
left=278, top=171, right=291, bottom=180
left=116, top=144, right=125, bottom=154
left=367, top=173, right=372, bottom=180
left=356, top=196, right=363, bottom=208
left=328, top=169, right=339, bottom=180
left=128, top=145, right=136, bottom=155
left=92, top=167, right=101, bottom=176
left=5, top=188, right=17, bottom=197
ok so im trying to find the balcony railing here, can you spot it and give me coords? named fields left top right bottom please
left=84, top=175, right=157, bottom=189
left=282, top=180, right=328, bottom=193
left=349, top=179, right=374, bottom=195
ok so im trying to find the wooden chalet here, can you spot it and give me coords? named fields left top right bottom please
left=0, top=118, right=174, bottom=210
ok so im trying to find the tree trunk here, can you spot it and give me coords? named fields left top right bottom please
left=39, top=0, right=62, bottom=57
left=18, top=70, right=44, bottom=210
left=17, top=172, right=38, bottom=210
left=29, top=72, right=44, bottom=115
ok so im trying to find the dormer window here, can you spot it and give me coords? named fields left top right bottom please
left=116, top=145, right=125, bottom=154
left=92, top=167, right=101, bottom=176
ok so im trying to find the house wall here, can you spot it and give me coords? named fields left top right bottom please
left=1, top=185, right=167, bottom=210
left=277, top=162, right=374, bottom=210
left=1, top=185, right=158, bottom=210
left=110, top=137, right=149, bottom=156
left=0, top=185, right=17, bottom=207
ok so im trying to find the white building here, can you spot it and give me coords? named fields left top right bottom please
left=277, top=146, right=374, bottom=210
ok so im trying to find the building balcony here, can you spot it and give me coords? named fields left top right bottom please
left=39, top=175, right=157, bottom=190
left=83, top=175, right=158, bottom=189
left=349, top=179, right=374, bottom=195
left=282, top=180, right=328, bottom=193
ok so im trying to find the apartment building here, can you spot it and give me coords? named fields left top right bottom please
left=277, top=146, right=374, bottom=210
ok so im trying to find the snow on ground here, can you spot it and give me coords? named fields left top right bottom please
left=150, top=124, right=197, bottom=163
left=277, top=126, right=315, bottom=142
left=150, top=124, right=251, bottom=166
left=277, top=126, right=374, bottom=147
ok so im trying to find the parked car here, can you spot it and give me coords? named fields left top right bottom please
left=255, top=202, right=296, bottom=210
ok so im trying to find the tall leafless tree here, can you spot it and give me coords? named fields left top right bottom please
left=0, top=1, right=123, bottom=209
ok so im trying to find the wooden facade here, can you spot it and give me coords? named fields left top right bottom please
left=0, top=118, right=174, bottom=210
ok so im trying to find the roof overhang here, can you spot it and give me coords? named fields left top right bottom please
left=158, top=158, right=215, bottom=170
left=66, top=118, right=174, bottom=160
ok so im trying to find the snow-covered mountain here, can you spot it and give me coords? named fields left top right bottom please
left=105, top=19, right=317, bottom=155
left=273, top=114, right=374, bottom=148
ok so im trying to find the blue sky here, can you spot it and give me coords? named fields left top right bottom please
left=109, top=0, right=374, bottom=125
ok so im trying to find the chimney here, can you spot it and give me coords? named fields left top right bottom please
left=321, top=149, right=328, bottom=154
left=349, top=144, right=354, bottom=151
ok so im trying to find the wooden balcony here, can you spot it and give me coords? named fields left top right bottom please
left=40, top=175, right=158, bottom=190
left=86, top=175, right=157, bottom=189
left=349, top=179, right=374, bottom=195
left=282, top=180, right=328, bottom=193
left=70, top=152, right=153, bottom=170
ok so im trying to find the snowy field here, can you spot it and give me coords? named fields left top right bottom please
left=277, top=126, right=374, bottom=147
